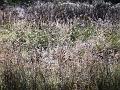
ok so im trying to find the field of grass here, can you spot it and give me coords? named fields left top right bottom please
left=0, top=17, right=120, bottom=90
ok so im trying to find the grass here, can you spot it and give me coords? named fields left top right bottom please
left=0, top=11, right=120, bottom=90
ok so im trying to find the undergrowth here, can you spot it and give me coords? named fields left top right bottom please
left=0, top=18, right=120, bottom=90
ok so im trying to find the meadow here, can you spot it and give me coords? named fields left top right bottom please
left=0, top=1, right=120, bottom=90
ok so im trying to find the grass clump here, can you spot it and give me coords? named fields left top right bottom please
left=70, top=24, right=96, bottom=42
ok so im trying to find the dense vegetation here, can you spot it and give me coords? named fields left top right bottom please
left=0, top=1, right=120, bottom=90
left=0, top=0, right=120, bottom=6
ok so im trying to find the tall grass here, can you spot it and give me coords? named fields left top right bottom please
left=0, top=18, right=119, bottom=90
left=0, top=2, right=120, bottom=90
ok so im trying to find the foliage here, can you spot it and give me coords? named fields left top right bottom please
left=0, top=2, right=120, bottom=90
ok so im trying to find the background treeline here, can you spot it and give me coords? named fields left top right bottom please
left=0, top=0, right=120, bottom=25
left=0, top=0, right=120, bottom=6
